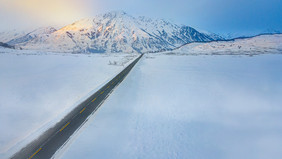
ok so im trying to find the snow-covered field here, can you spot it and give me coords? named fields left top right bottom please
left=0, top=49, right=138, bottom=158
left=172, top=34, right=282, bottom=55
left=60, top=53, right=282, bottom=159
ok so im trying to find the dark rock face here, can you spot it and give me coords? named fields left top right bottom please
left=0, top=42, right=15, bottom=49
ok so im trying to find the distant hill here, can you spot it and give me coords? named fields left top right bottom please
left=170, top=34, right=282, bottom=55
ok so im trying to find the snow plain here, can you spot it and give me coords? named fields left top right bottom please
left=61, top=53, right=282, bottom=159
left=0, top=49, right=138, bottom=158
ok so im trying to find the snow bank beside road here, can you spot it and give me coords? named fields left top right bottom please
left=0, top=50, right=138, bottom=158
left=61, top=54, right=282, bottom=159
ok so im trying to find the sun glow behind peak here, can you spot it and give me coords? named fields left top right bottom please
left=0, top=0, right=94, bottom=29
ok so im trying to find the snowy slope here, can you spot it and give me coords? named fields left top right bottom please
left=0, top=30, right=30, bottom=43
left=172, top=34, right=282, bottom=55
left=7, top=27, right=57, bottom=46
left=0, top=49, right=138, bottom=159
left=60, top=54, right=282, bottom=159
left=4, top=11, right=221, bottom=53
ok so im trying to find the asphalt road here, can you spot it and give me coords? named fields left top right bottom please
left=11, top=54, right=143, bottom=159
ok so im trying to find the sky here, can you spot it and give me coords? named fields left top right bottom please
left=0, top=0, right=281, bottom=35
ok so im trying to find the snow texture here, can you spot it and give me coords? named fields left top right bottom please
left=0, top=49, right=138, bottom=158
left=60, top=54, right=282, bottom=159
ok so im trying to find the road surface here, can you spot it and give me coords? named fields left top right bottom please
left=11, top=54, right=143, bottom=159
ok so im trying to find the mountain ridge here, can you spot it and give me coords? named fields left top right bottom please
left=1, top=11, right=223, bottom=53
left=170, top=33, right=282, bottom=55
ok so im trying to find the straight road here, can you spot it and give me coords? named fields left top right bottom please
left=11, top=54, right=143, bottom=159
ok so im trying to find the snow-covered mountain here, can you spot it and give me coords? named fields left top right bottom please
left=2, top=11, right=222, bottom=53
left=0, top=30, right=30, bottom=44
left=170, top=34, right=282, bottom=55
left=7, top=27, right=57, bottom=46
left=222, top=29, right=282, bottom=40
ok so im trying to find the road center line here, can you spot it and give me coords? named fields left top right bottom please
left=60, top=122, right=70, bottom=132
left=92, top=98, right=96, bottom=102
left=28, top=148, right=42, bottom=159
left=80, top=108, right=86, bottom=114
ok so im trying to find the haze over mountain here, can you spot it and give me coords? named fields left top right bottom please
left=0, top=11, right=222, bottom=53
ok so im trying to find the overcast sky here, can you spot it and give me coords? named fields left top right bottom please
left=0, top=0, right=281, bottom=35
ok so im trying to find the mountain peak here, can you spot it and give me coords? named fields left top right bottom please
left=3, top=11, right=223, bottom=53
left=101, top=10, right=128, bottom=19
